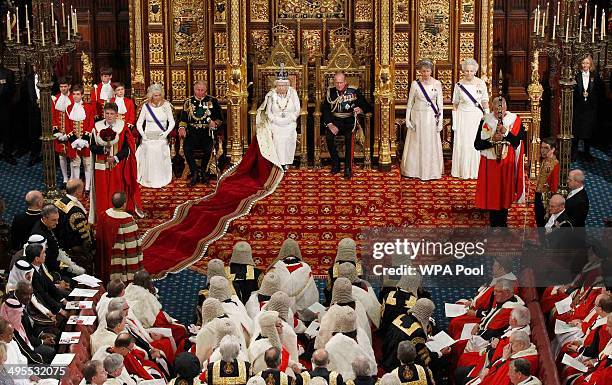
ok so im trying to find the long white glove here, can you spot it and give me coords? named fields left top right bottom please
left=451, top=110, right=457, bottom=131
left=59, top=134, right=69, bottom=142
left=53, top=132, right=63, bottom=139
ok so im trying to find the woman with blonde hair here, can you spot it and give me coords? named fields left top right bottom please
left=451, top=58, right=489, bottom=179
left=135, top=83, right=176, bottom=188
left=401, top=59, right=444, bottom=180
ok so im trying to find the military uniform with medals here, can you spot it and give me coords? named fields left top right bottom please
left=392, top=364, right=434, bottom=385
left=206, top=359, right=250, bottom=385
left=257, top=369, right=294, bottom=385
left=382, top=314, right=430, bottom=372
left=321, top=85, right=368, bottom=177
left=179, top=95, right=223, bottom=185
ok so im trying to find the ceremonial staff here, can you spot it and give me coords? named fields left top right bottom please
left=492, top=69, right=508, bottom=162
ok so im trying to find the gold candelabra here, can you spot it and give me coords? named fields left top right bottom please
left=4, top=1, right=81, bottom=199
left=531, top=0, right=608, bottom=193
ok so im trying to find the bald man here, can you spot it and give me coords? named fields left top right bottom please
left=298, top=349, right=344, bottom=385
left=544, top=195, right=572, bottom=234
left=10, top=190, right=44, bottom=252
left=565, top=169, right=589, bottom=227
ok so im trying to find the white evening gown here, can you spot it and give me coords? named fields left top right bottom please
left=451, top=79, right=489, bottom=179
left=400, top=79, right=444, bottom=180
left=135, top=101, right=175, bottom=188
left=264, top=88, right=300, bottom=166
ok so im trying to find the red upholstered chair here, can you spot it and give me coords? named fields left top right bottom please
left=528, top=301, right=561, bottom=385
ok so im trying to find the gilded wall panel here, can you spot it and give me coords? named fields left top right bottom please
left=214, top=0, right=227, bottom=23
left=148, top=33, right=164, bottom=65
left=461, top=0, right=475, bottom=24
left=302, top=30, right=322, bottom=63
left=214, top=32, right=229, bottom=64
left=393, top=32, right=410, bottom=63
left=214, top=69, right=228, bottom=99
left=395, top=69, right=411, bottom=100
left=252, top=30, right=271, bottom=64
left=172, top=0, right=207, bottom=62
left=394, top=0, right=409, bottom=24
left=354, top=30, right=373, bottom=64
left=250, top=0, right=269, bottom=22
left=417, top=0, right=450, bottom=61
left=437, top=69, right=452, bottom=100
left=459, top=32, right=475, bottom=63
left=193, top=70, right=208, bottom=84
left=150, top=70, right=165, bottom=86
left=172, top=70, right=187, bottom=102
left=277, top=0, right=345, bottom=19
left=355, top=0, right=373, bottom=22
left=148, top=0, right=162, bottom=24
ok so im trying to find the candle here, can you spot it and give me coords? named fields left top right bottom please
left=16, top=7, right=19, bottom=43
left=546, top=2, right=550, bottom=24
left=534, top=8, right=538, bottom=33
left=584, top=4, right=587, bottom=26
left=51, top=2, right=54, bottom=25
left=54, top=20, right=58, bottom=44
left=565, top=17, right=569, bottom=43
left=592, top=17, right=595, bottom=43
left=6, top=12, right=11, bottom=41
left=40, top=21, right=44, bottom=46
left=72, top=9, right=77, bottom=33
left=601, top=11, right=605, bottom=40
left=579, top=22, right=582, bottom=42
left=61, top=2, right=65, bottom=26
left=26, top=8, right=30, bottom=45
left=556, top=1, right=560, bottom=24
left=67, top=13, right=70, bottom=40
left=553, top=15, right=556, bottom=39
left=541, top=12, right=546, bottom=37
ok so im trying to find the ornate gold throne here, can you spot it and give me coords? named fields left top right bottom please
left=248, top=25, right=309, bottom=168
left=313, top=28, right=372, bottom=170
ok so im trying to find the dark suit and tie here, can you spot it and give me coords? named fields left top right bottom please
left=565, top=187, right=589, bottom=227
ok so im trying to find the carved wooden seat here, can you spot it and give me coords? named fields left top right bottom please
left=248, top=28, right=308, bottom=168
left=313, top=32, right=372, bottom=169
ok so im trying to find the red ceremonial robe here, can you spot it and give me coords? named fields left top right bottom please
left=91, top=81, right=116, bottom=118
left=153, top=311, right=187, bottom=352
left=89, top=119, right=142, bottom=223
left=475, top=112, right=525, bottom=210
left=95, top=208, right=144, bottom=284
left=52, top=93, right=75, bottom=155
left=66, top=102, right=95, bottom=158
left=554, top=287, right=603, bottom=324
left=110, top=97, right=137, bottom=132
left=476, top=345, right=539, bottom=385
left=123, top=348, right=165, bottom=381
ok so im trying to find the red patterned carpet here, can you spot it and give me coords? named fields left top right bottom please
left=135, top=164, right=535, bottom=277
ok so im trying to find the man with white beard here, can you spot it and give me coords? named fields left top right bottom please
left=270, top=239, right=319, bottom=318
left=246, top=272, right=282, bottom=318
left=316, top=278, right=371, bottom=348
left=208, top=276, right=253, bottom=342
left=324, top=307, right=377, bottom=380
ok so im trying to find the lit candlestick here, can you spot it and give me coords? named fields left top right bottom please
left=592, top=17, right=595, bottom=43
left=40, top=21, right=44, bottom=46
left=61, top=2, right=65, bottom=27
left=541, top=12, right=546, bottom=37
left=26, top=8, right=31, bottom=45
left=579, top=22, right=582, bottom=42
left=54, top=20, right=58, bottom=44
left=556, top=1, right=560, bottom=24
left=6, top=12, right=11, bottom=41
left=565, top=17, right=569, bottom=42
left=67, top=13, right=70, bottom=40
left=584, top=4, right=587, bottom=26
left=51, top=2, right=54, bottom=25
left=546, top=2, right=550, bottom=23
left=534, top=7, right=539, bottom=33
left=553, top=15, right=556, bottom=39
left=72, top=9, right=77, bottom=33
left=16, top=7, right=19, bottom=43
left=601, top=11, right=605, bottom=40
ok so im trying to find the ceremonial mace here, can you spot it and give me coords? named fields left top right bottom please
left=493, top=69, right=509, bottom=162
